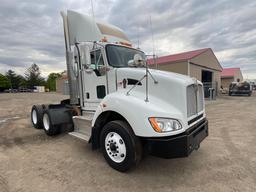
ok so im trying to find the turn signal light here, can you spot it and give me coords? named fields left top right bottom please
left=149, top=117, right=162, bottom=132
left=149, top=117, right=182, bottom=133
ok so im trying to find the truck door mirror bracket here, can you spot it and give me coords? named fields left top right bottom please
left=80, top=43, right=91, bottom=67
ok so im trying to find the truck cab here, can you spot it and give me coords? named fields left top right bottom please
left=30, top=10, right=208, bottom=172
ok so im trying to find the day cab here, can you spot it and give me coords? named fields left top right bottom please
left=30, top=10, right=208, bottom=172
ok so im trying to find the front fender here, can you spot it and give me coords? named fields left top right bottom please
left=92, top=92, right=186, bottom=137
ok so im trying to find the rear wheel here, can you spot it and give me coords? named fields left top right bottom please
left=31, top=105, right=44, bottom=129
left=42, top=110, right=60, bottom=136
left=100, top=120, right=142, bottom=172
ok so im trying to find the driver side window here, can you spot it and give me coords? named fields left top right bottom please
left=90, top=49, right=104, bottom=76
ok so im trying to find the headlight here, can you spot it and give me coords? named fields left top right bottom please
left=149, top=117, right=182, bottom=133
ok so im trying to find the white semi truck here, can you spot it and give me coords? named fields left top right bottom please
left=31, top=10, right=208, bottom=172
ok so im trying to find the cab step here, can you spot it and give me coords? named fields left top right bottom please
left=81, top=111, right=94, bottom=121
left=70, top=114, right=93, bottom=142
left=69, top=131, right=90, bottom=141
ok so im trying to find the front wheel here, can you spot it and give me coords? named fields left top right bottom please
left=100, top=120, right=142, bottom=172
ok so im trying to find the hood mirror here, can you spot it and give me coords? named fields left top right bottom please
left=128, top=54, right=146, bottom=67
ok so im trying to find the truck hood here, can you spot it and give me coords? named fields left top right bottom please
left=115, top=68, right=199, bottom=119
left=116, top=67, right=196, bottom=86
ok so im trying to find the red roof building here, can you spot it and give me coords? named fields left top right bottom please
left=148, top=48, right=211, bottom=65
left=147, top=48, right=222, bottom=97
left=221, top=68, right=241, bottom=78
left=221, top=68, right=243, bottom=89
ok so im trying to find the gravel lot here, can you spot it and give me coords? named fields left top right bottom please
left=0, top=92, right=256, bottom=192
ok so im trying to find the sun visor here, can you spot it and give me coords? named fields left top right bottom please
left=67, top=10, right=131, bottom=45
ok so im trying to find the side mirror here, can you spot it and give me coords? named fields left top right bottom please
left=128, top=59, right=135, bottom=66
left=79, top=43, right=91, bottom=68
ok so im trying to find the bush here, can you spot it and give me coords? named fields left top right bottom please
left=0, top=74, right=11, bottom=92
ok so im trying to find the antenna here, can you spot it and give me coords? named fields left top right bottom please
left=149, top=15, right=157, bottom=69
left=136, top=25, right=140, bottom=49
left=125, top=15, right=158, bottom=102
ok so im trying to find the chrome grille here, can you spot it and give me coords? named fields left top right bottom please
left=187, top=84, right=204, bottom=117
left=197, top=84, right=204, bottom=112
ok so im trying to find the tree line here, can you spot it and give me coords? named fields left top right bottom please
left=0, top=63, right=63, bottom=92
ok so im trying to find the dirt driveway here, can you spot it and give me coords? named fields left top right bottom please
left=0, top=92, right=255, bottom=192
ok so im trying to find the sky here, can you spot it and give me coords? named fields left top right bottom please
left=0, top=0, right=255, bottom=79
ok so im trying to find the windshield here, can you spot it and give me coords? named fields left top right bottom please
left=106, top=45, right=146, bottom=67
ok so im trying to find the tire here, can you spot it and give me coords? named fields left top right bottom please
left=31, top=105, right=44, bottom=129
left=42, top=110, right=60, bottom=136
left=100, top=120, right=142, bottom=172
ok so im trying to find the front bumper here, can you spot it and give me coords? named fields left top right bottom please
left=145, top=118, right=208, bottom=158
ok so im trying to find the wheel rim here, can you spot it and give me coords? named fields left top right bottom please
left=32, top=109, right=37, bottom=124
left=105, top=132, right=126, bottom=163
left=43, top=113, right=50, bottom=131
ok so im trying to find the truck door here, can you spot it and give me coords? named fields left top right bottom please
left=82, top=49, right=107, bottom=111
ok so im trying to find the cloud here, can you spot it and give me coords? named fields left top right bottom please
left=0, top=0, right=255, bottom=79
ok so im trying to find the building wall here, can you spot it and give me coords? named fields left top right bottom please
left=191, top=49, right=222, bottom=71
left=151, top=58, right=221, bottom=91
left=221, top=69, right=243, bottom=89
left=221, top=77, right=234, bottom=89
left=214, top=70, right=221, bottom=90
left=190, top=64, right=220, bottom=83
left=153, top=61, right=188, bottom=75
left=190, top=49, right=222, bottom=93
left=190, top=64, right=221, bottom=92
left=189, top=64, right=201, bottom=80
left=234, top=70, right=243, bottom=82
